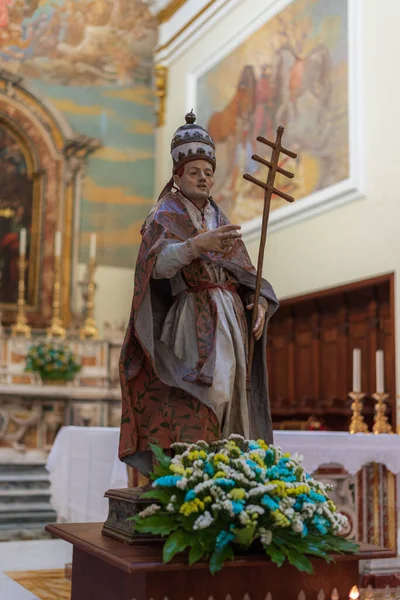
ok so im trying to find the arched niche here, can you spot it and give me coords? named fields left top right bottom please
left=0, top=70, right=101, bottom=328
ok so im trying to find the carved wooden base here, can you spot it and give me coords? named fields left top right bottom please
left=46, top=523, right=396, bottom=600
left=101, top=487, right=160, bottom=545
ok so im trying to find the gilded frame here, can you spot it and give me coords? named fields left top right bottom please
left=0, top=116, right=44, bottom=312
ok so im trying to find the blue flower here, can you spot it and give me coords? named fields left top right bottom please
left=246, top=459, right=258, bottom=469
left=308, top=491, right=326, bottom=504
left=185, top=490, right=196, bottom=502
left=301, top=523, right=308, bottom=538
left=216, top=531, right=235, bottom=549
left=261, top=495, right=279, bottom=511
left=153, top=475, right=182, bottom=487
left=214, top=478, right=235, bottom=489
left=232, top=501, right=244, bottom=514
left=248, top=441, right=260, bottom=450
left=204, top=462, right=215, bottom=477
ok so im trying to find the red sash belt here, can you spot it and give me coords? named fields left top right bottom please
left=178, top=281, right=238, bottom=297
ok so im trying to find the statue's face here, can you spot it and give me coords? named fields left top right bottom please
left=174, top=159, right=214, bottom=203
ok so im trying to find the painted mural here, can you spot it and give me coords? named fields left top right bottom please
left=196, top=0, right=349, bottom=226
left=0, top=125, right=32, bottom=304
left=0, top=0, right=157, bottom=268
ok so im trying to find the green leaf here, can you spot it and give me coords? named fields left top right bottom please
left=209, top=545, right=234, bottom=575
left=233, top=524, right=256, bottom=549
left=133, top=515, right=178, bottom=536
left=283, top=547, right=313, bottom=574
left=265, top=542, right=285, bottom=567
left=139, top=489, right=171, bottom=504
left=149, top=443, right=171, bottom=469
left=163, top=530, right=193, bottom=563
left=189, top=541, right=205, bottom=565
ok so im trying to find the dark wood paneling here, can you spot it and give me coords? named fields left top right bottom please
left=268, top=274, right=396, bottom=431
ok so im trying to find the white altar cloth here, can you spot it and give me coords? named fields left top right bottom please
left=46, top=427, right=127, bottom=523
left=47, top=427, right=400, bottom=523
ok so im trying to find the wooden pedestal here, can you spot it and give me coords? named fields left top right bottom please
left=46, top=523, right=395, bottom=600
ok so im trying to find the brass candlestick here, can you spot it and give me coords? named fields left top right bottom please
left=349, top=392, right=368, bottom=434
left=47, top=255, right=66, bottom=339
left=79, top=258, right=99, bottom=340
left=11, top=253, right=31, bottom=338
left=372, top=392, right=393, bottom=434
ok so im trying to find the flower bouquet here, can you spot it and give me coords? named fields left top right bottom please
left=131, top=435, right=358, bottom=574
left=25, top=341, right=81, bottom=383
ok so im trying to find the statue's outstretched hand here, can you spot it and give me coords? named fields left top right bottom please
left=193, top=224, right=241, bottom=254
left=246, top=302, right=267, bottom=341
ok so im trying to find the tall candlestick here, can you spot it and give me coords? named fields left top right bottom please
left=352, top=348, right=361, bottom=393
left=89, top=233, right=96, bottom=259
left=47, top=252, right=66, bottom=339
left=55, top=230, right=61, bottom=258
left=79, top=256, right=99, bottom=340
left=11, top=251, right=31, bottom=338
left=376, top=349, right=385, bottom=394
left=19, top=228, right=27, bottom=256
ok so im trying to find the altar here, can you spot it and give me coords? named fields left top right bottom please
left=47, top=427, right=400, bottom=553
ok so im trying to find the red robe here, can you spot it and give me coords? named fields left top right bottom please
left=118, top=192, right=278, bottom=470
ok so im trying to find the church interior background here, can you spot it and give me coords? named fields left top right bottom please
left=0, top=0, right=399, bottom=598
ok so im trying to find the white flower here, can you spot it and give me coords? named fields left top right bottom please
left=166, top=503, right=175, bottom=513
left=246, top=505, right=265, bottom=515
left=292, top=515, right=304, bottom=533
left=138, top=504, right=161, bottom=518
left=260, top=530, right=272, bottom=546
left=176, top=477, right=188, bottom=490
left=171, top=495, right=177, bottom=502
left=193, top=511, right=214, bottom=530
left=239, top=511, right=251, bottom=525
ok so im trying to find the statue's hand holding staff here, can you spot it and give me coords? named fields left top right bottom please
left=193, top=224, right=242, bottom=254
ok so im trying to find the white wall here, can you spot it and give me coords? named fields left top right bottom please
left=155, top=0, right=400, bottom=392
left=76, top=263, right=133, bottom=336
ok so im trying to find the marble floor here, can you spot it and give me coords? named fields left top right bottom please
left=0, top=539, right=72, bottom=600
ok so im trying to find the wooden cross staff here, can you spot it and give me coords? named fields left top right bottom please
left=244, top=126, right=297, bottom=380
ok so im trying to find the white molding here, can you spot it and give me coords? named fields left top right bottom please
left=187, top=0, right=364, bottom=239
left=156, top=0, right=242, bottom=64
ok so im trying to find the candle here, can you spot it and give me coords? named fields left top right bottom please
left=352, top=348, right=361, bottom=393
left=349, top=586, right=360, bottom=600
left=19, top=228, right=27, bottom=256
left=376, top=349, right=385, bottom=394
left=89, top=233, right=96, bottom=259
left=55, top=231, right=61, bottom=258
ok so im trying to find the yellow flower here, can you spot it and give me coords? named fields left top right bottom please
left=214, top=453, right=229, bottom=464
left=229, top=488, right=246, bottom=501
left=179, top=498, right=205, bottom=516
left=328, top=500, right=337, bottom=512
left=270, top=480, right=287, bottom=496
left=170, top=464, right=185, bottom=475
left=187, top=450, right=206, bottom=462
left=213, top=471, right=226, bottom=479
left=249, top=452, right=264, bottom=467
left=272, top=510, right=290, bottom=527
left=286, top=484, right=310, bottom=496
left=283, top=453, right=291, bottom=458
left=204, top=496, right=212, bottom=504
left=256, top=439, right=269, bottom=450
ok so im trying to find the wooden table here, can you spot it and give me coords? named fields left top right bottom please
left=46, top=523, right=395, bottom=600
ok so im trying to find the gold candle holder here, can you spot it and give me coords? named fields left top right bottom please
left=349, top=391, right=368, bottom=434
left=47, top=255, right=66, bottom=339
left=79, top=257, right=99, bottom=340
left=11, top=253, right=31, bottom=338
left=372, top=392, right=393, bottom=434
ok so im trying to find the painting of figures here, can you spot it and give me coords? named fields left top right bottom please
left=0, top=0, right=156, bottom=86
left=0, top=124, right=33, bottom=304
left=0, top=0, right=157, bottom=269
left=196, top=0, right=349, bottom=226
